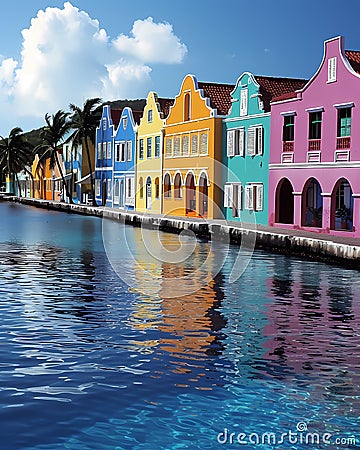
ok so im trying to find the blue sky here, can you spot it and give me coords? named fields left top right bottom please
left=0, top=0, right=360, bottom=136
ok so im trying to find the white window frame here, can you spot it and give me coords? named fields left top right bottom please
left=247, top=126, right=263, bottom=156
left=328, top=57, right=337, bottom=83
left=240, top=87, right=248, bottom=117
left=245, top=183, right=263, bottom=211
left=127, top=141, right=132, bottom=161
left=107, top=141, right=112, bottom=159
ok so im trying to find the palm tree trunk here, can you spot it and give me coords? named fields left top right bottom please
left=84, top=137, right=97, bottom=206
left=54, top=151, right=73, bottom=204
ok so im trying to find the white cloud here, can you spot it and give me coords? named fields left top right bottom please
left=114, top=17, right=187, bottom=64
left=0, top=2, right=187, bottom=134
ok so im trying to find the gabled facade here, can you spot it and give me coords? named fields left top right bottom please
left=163, top=74, right=233, bottom=219
left=113, top=107, right=142, bottom=210
left=95, top=105, right=121, bottom=206
left=269, top=36, right=360, bottom=237
left=224, top=73, right=306, bottom=225
left=135, top=92, right=173, bottom=214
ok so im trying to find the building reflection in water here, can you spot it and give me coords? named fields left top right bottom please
left=263, top=256, right=360, bottom=400
left=125, top=229, right=226, bottom=389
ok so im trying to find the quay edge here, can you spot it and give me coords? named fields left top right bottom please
left=2, top=195, right=360, bottom=270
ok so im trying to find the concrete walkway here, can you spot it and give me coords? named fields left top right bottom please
left=2, top=195, right=360, bottom=269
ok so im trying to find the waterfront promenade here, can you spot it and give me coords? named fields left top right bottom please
left=2, top=194, right=360, bottom=269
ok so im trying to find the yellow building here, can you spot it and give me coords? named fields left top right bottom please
left=163, top=74, right=234, bottom=219
left=135, top=92, right=173, bottom=214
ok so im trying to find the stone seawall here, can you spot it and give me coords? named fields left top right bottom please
left=2, top=195, right=360, bottom=270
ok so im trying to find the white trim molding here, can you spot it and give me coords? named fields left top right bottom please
left=280, top=111, right=297, bottom=117
left=305, top=106, right=324, bottom=113
left=333, top=102, right=354, bottom=109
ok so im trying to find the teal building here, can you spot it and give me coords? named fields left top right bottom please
left=223, top=72, right=305, bottom=225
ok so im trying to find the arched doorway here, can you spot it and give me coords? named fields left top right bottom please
left=146, top=177, right=152, bottom=209
left=302, top=178, right=323, bottom=227
left=102, top=179, right=107, bottom=206
left=332, top=178, right=353, bottom=231
left=199, top=172, right=208, bottom=218
left=276, top=178, right=294, bottom=224
left=185, top=172, right=196, bottom=214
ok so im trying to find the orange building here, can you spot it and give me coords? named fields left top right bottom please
left=163, top=74, right=234, bottom=219
left=31, top=153, right=63, bottom=201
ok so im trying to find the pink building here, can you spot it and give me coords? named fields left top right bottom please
left=269, top=36, right=360, bottom=237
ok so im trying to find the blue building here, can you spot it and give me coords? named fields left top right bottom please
left=113, top=107, right=142, bottom=210
left=95, top=105, right=121, bottom=206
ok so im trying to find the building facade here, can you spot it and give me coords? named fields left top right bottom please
left=113, top=107, right=142, bottom=210
left=135, top=92, right=173, bottom=214
left=224, top=72, right=306, bottom=225
left=95, top=105, right=121, bottom=206
left=163, top=74, right=233, bottom=219
left=269, top=36, right=360, bottom=237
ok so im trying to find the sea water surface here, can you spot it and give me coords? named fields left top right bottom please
left=0, top=202, right=359, bottom=449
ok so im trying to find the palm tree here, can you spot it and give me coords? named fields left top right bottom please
left=68, top=98, right=102, bottom=206
left=35, top=110, right=73, bottom=203
left=0, top=127, right=33, bottom=196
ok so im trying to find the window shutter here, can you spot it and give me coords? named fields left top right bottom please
left=247, top=127, right=255, bottom=155
left=224, top=184, right=232, bottom=208
left=240, top=88, right=248, bottom=116
left=255, top=184, right=263, bottom=211
left=236, top=183, right=242, bottom=210
left=256, top=126, right=263, bottom=155
left=239, top=128, right=245, bottom=156
left=107, top=142, right=112, bottom=159
left=227, top=130, right=235, bottom=157
left=245, top=185, right=253, bottom=210
left=232, top=184, right=238, bottom=217
left=127, top=141, right=132, bottom=161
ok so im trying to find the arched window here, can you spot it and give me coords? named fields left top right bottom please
left=155, top=177, right=160, bottom=199
left=184, top=93, right=191, bottom=121
left=139, top=177, right=144, bottom=199
left=164, top=173, right=171, bottom=198
left=174, top=173, right=182, bottom=199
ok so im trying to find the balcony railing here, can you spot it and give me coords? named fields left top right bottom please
left=336, top=136, right=351, bottom=150
left=282, top=141, right=294, bottom=152
left=308, top=139, right=321, bottom=151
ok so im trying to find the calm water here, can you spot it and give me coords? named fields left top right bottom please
left=0, top=202, right=359, bottom=449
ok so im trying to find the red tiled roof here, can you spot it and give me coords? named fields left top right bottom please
left=132, top=110, right=143, bottom=125
left=197, top=82, right=235, bottom=116
left=110, top=109, right=122, bottom=128
left=345, top=50, right=360, bottom=74
left=157, top=98, right=175, bottom=118
left=255, top=76, right=307, bottom=109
